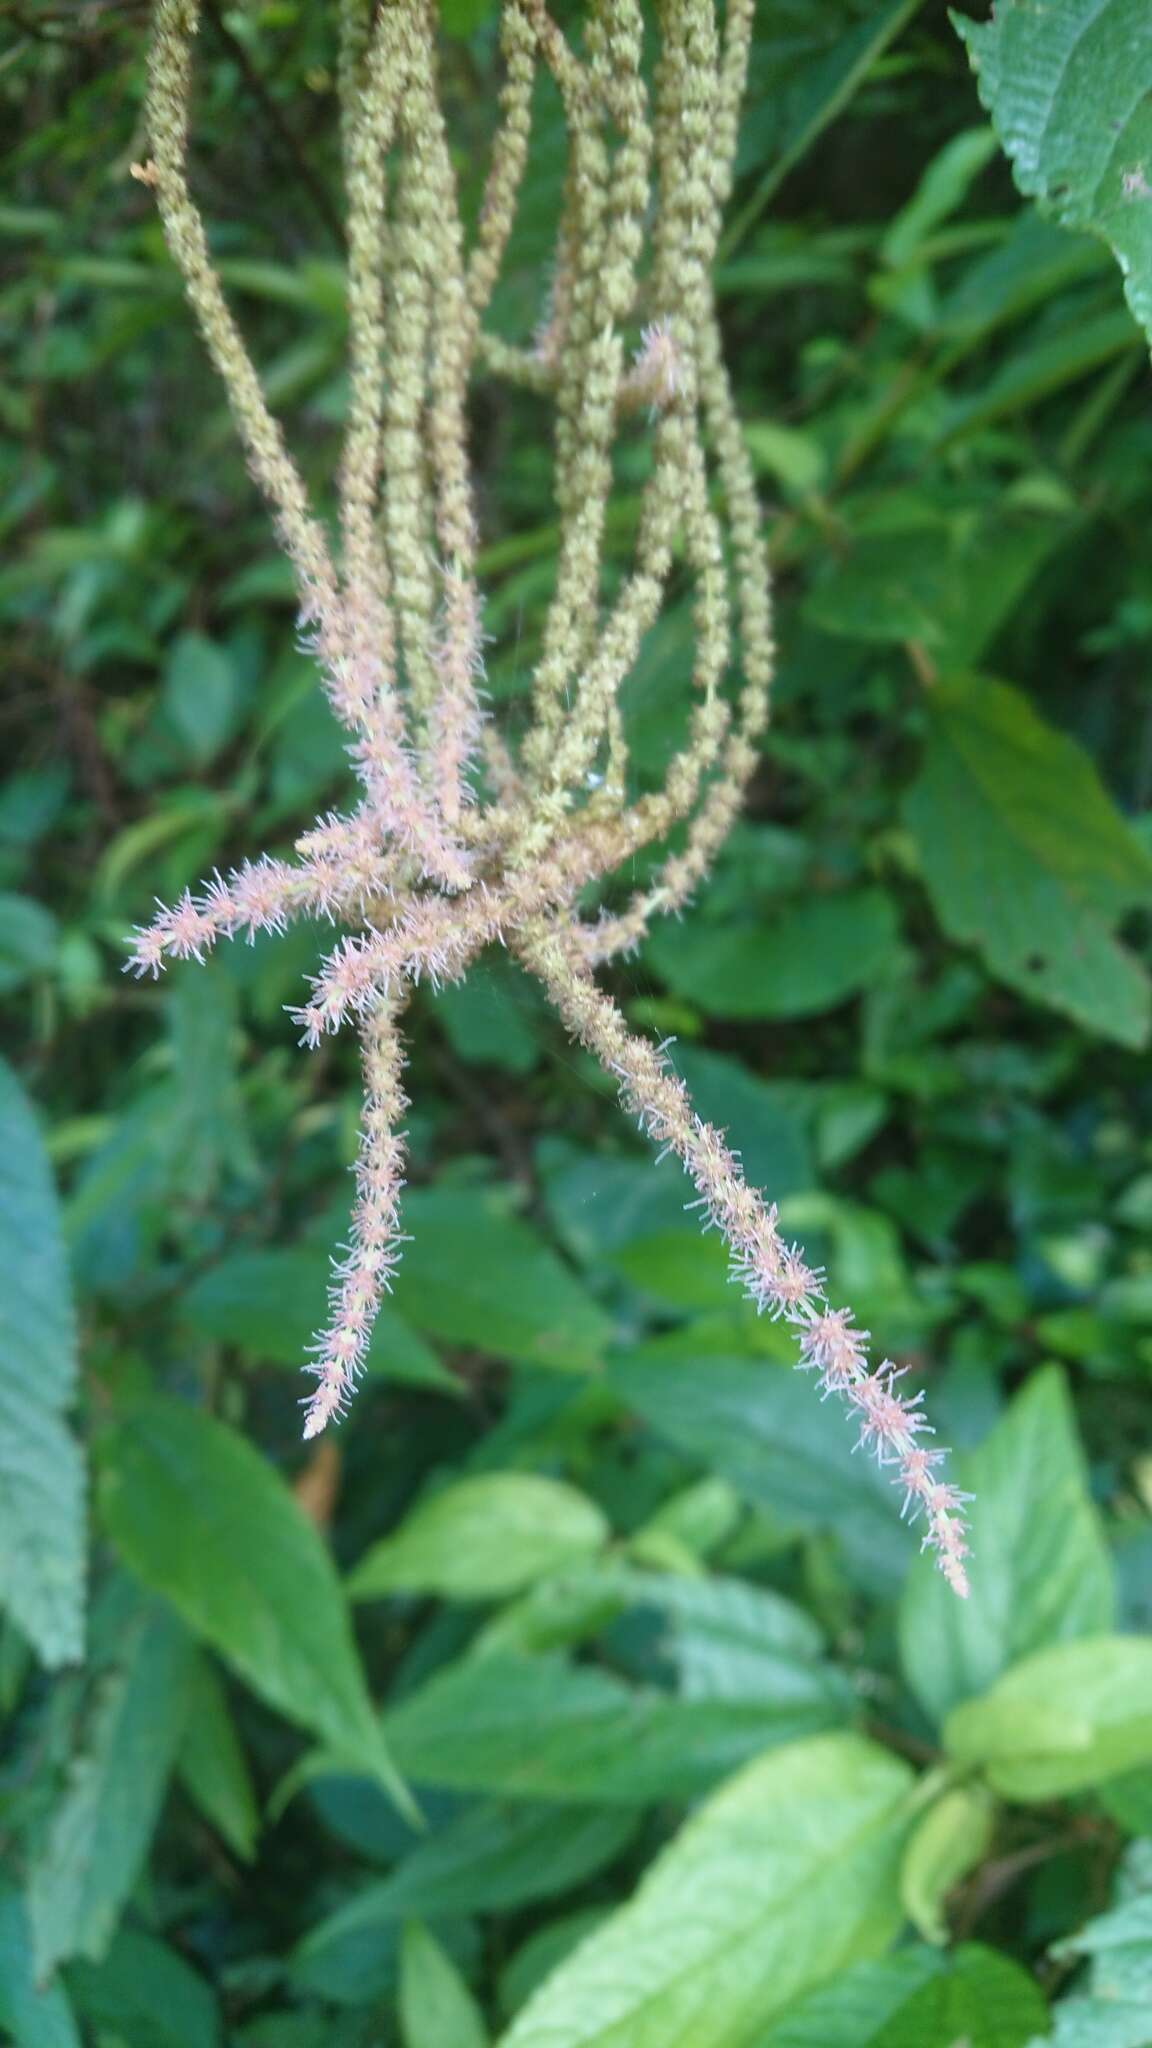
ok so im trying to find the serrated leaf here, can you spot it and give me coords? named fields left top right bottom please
left=496, top=1732, right=914, bottom=2048
left=399, top=1922, right=490, bottom=2048
left=349, top=1474, right=609, bottom=1602
left=1044, top=1839, right=1152, bottom=2046
left=904, top=675, right=1152, bottom=1045
left=0, top=1057, right=85, bottom=1668
left=955, top=0, right=1152, bottom=349
left=944, top=1636, right=1152, bottom=1800
left=900, top=1368, right=1115, bottom=1724
left=28, top=1593, right=192, bottom=1976
left=383, top=1647, right=852, bottom=1806
left=175, top=1656, right=260, bottom=1860
left=0, top=1888, right=80, bottom=2048
left=96, top=1398, right=408, bottom=1810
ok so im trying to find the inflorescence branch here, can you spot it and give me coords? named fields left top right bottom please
left=130, top=0, right=970, bottom=1596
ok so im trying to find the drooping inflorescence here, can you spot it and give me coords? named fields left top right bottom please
left=131, top=0, right=971, bottom=1594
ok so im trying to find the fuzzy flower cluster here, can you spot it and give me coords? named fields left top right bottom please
left=131, top=0, right=971, bottom=1589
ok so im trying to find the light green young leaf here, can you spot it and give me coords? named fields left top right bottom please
left=391, top=1189, right=611, bottom=1373
left=944, top=1636, right=1152, bottom=1800
left=399, top=1922, right=490, bottom=2048
left=0, top=1888, right=81, bottom=2048
left=496, top=1732, right=914, bottom=2048
left=28, top=1594, right=193, bottom=1977
left=175, top=1655, right=260, bottom=1861
left=955, top=0, right=1152, bottom=349
left=97, top=1398, right=408, bottom=1811
left=900, top=1368, right=1115, bottom=1724
left=904, top=675, right=1152, bottom=1045
left=0, top=1057, right=86, bottom=1668
left=349, top=1474, right=608, bottom=1602
left=383, top=1647, right=852, bottom=1806
left=899, top=1784, right=996, bottom=1946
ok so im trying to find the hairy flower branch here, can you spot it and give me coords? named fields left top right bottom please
left=130, top=0, right=970, bottom=1594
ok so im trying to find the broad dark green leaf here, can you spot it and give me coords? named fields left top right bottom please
left=391, top=1189, right=612, bottom=1372
left=383, top=1647, right=852, bottom=1806
left=1043, top=1838, right=1152, bottom=2047
left=161, top=631, right=240, bottom=767
left=175, top=1655, right=260, bottom=1860
left=647, top=889, right=900, bottom=1021
left=755, top=1942, right=1047, bottom=2048
left=349, top=1474, right=608, bottom=1602
left=955, top=0, right=1152, bottom=347
left=900, top=1368, right=1115, bottom=1724
left=945, top=1636, right=1152, bottom=1800
left=0, top=1888, right=80, bottom=2048
left=69, top=1929, right=221, bottom=2048
left=0, top=892, right=58, bottom=993
left=0, top=1057, right=85, bottom=1667
left=28, top=1594, right=192, bottom=1976
left=904, top=675, right=1152, bottom=1045
left=97, top=1399, right=406, bottom=1807
left=181, top=1247, right=454, bottom=1390
left=400, top=1923, right=489, bottom=2048
left=610, top=1340, right=909, bottom=1595
left=496, top=1733, right=914, bottom=2048
left=294, top=1800, right=637, bottom=1980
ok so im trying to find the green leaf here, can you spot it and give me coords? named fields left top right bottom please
left=1044, top=1838, right=1152, bottom=2046
left=0, top=1057, right=85, bottom=1668
left=161, top=632, right=239, bottom=768
left=391, top=1189, right=611, bottom=1373
left=294, top=1800, right=637, bottom=1981
left=96, top=1398, right=408, bottom=1810
left=899, top=1368, right=1115, bottom=1724
left=904, top=675, right=1152, bottom=1045
left=610, top=1341, right=909, bottom=1595
left=69, top=1929, right=221, bottom=2048
left=899, top=1783, right=996, bottom=1945
left=944, top=1636, right=1152, bottom=1800
left=0, top=892, right=58, bottom=993
left=349, top=1474, right=609, bottom=1603
left=28, top=1592, right=192, bottom=1976
left=400, top=1923, right=489, bottom=2048
left=383, top=1647, right=852, bottom=1806
left=646, top=889, right=900, bottom=1020
left=175, top=1655, right=260, bottom=1860
left=726, top=0, right=924, bottom=251
left=0, top=1888, right=81, bottom=2048
left=181, top=1247, right=454, bottom=1390
left=755, top=1942, right=1047, bottom=2048
left=495, top=1732, right=914, bottom=2048
left=955, top=0, right=1152, bottom=349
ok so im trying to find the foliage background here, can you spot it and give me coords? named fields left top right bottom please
left=3, top=1, right=1152, bottom=2042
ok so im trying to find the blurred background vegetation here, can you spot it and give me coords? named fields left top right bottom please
left=3, top=2, right=1152, bottom=2043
